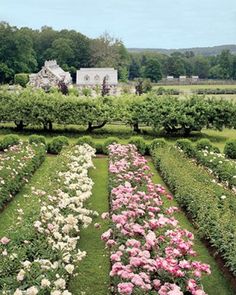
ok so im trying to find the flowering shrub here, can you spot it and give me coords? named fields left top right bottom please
left=0, top=141, right=46, bottom=209
left=152, top=146, right=236, bottom=275
left=0, top=144, right=97, bottom=294
left=176, top=140, right=236, bottom=190
left=102, top=144, right=210, bottom=294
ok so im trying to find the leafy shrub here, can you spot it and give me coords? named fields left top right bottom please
left=224, top=140, right=236, bottom=159
left=149, top=138, right=167, bottom=152
left=29, top=135, right=46, bottom=145
left=0, top=134, right=20, bottom=150
left=14, top=73, right=29, bottom=87
left=152, top=146, right=236, bottom=273
left=175, top=139, right=196, bottom=157
left=0, top=142, right=46, bottom=209
left=95, top=142, right=103, bottom=154
left=128, top=136, right=146, bottom=155
left=48, top=136, right=69, bottom=154
left=102, top=137, right=119, bottom=155
left=196, top=139, right=212, bottom=150
left=76, top=136, right=95, bottom=148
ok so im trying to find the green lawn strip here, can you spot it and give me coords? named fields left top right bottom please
left=0, top=156, right=58, bottom=237
left=147, top=160, right=235, bottom=295
left=69, top=157, right=110, bottom=295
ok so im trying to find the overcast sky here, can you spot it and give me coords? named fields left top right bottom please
left=0, top=0, right=235, bottom=48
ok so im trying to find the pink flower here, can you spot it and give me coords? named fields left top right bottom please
left=101, top=212, right=109, bottom=219
left=117, top=282, right=134, bottom=295
left=0, top=237, right=10, bottom=245
left=94, top=223, right=101, bottom=229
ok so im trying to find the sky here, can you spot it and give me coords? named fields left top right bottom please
left=0, top=0, right=235, bottom=49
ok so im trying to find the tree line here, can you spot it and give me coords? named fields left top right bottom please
left=0, top=22, right=235, bottom=84
left=0, top=89, right=235, bottom=135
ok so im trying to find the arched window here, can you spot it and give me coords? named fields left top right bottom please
left=94, top=75, right=100, bottom=81
left=105, top=75, right=110, bottom=81
left=84, top=75, right=90, bottom=81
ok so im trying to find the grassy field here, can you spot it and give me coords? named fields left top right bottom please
left=153, top=84, right=236, bottom=91
left=148, top=160, right=235, bottom=295
left=69, top=158, right=110, bottom=295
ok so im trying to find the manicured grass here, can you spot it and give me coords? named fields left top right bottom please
left=148, top=160, right=235, bottom=295
left=0, top=156, right=58, bottom=236
left=69, top=158, right=110, bottom=295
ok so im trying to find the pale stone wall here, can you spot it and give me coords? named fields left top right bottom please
left=76, top=68, right=118, bottom=86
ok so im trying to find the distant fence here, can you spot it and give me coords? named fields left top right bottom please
left=156, top=79, right=236, bottom=85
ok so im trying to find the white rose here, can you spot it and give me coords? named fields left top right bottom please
left=17, top=269, right=25, bottom=281
left=54, top=278, right=66, bottom=289
left=13, top=289, right=23, bottom=295
left=26, top=286, right=38, bottom=295
left=41, top=278, right=51, bottom=287
left=65, top=264, right=74, bottom=274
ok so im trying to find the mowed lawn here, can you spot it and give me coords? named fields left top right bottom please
left=69, top=158, right=110, bottom=295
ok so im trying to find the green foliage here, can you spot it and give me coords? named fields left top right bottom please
left=176, top=139, right=196, bottom=157
left=224, top=140, right=236, bottom=159
left=14, top=73, right=29, bottom=87
left=82, top=87, right=92, bottom=97
left=102, top=137, right=119, bottom=155
left=0, top=134, right=20, bottom=150
left=48, top=136, right=69, bottom=154
left=28, top=134, right=46, bottom=145
left=95, top=142, right=103, bottom=154
left=152, top=146, right=236, bottom=274
left=128, top=136, right=146, bottom=155
left=143, top=58, right=162, bottom=82
left=0, top=142, right=46, bottom=209
left=196, top=139, right=215, bottom=151
left=149, top=138, right=167, bottom=152
left=76, top=136, right=95, bottom=148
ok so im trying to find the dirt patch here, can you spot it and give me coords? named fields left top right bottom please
left=95, top=154, right=108, bottom=158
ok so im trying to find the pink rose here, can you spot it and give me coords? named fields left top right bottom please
left=0, top=237, right=10, bottom=245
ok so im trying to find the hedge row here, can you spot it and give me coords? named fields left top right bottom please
left=1, top=88, right=236, bottom=134
left=194, top=88, right=236, bottom=95
left=176, top=138, right=236, bottom=189
left=0, top=141, right=46, bottom=209
left=151, top=145, right=236, bottom=274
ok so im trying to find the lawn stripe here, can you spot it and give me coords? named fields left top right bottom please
left=69, top=157, right=110, bottom=295
left=148, top=160, right=235, bottom=295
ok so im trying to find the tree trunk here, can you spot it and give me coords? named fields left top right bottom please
left=86, top=121, right=107, bottom=133
left=133, top=122, right=141, bottom=133
left=15, top=120, right=24, bottom=131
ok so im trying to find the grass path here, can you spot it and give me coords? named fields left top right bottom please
left=148, top=160, right=235, bottom=295
left=0, top=156, right=58, bottom=236
left=69, top=158, right=110, bottom=295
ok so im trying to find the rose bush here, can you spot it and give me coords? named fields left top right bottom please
left=0, top=144, right=97, bottom=294
left=0, top=141, right=46, bottom=209
left=102, top=144, right=210, bottom=295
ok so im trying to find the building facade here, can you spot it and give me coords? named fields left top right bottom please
left=29, top=60, right=72, bottom=88
left=76, top=68, right=118, bottom=86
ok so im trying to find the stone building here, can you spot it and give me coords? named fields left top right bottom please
left=29, top=60, right=72, bottom=88
left=76, top=68, right=118, bottom=94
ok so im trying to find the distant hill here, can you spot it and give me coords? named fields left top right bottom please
left=128, top=44, right=236, bottom=56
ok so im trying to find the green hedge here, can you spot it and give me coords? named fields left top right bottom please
left=152, top=146, right=236, bottom=274
left=0, top=142, right=46, bottom=209
left=48, top=136, right=69, bottom=154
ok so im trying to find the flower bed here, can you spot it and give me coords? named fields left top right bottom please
left=0, top=141, right=46, bottom=210
left=152, top=145, right=236, bottom=276
left=102, top=144, right=210, bottom=295
left=176, top=140, right=236, bottom=190
left=0, top=144, right=97, bottom=294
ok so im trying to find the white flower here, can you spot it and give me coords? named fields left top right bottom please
left=221, top=195, right=226, bottom=200
left=41, top=278, right=51, bottom=287
left=62, top=291, right=72, bottom=295
left=51, top=291, right=62, bottom=295
left=13, top=289, right=23, bottom=295
left=26, top=286, right=38, bottom=295
left=16, top=269, right=25, bottom=281
left=65, top=264, right=74, bottom=274
left=54, top=278, right=66, bottom=289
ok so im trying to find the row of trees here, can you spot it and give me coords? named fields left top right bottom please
left=0, top=22, right=235, bottom=84
left=0, top=89, right=235, bottom=135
